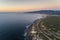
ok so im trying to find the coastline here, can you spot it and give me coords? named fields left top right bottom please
left=24, top=15, right=60, bottom=40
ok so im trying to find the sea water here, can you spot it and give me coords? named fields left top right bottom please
left=0, top=12, right=44, bottom=40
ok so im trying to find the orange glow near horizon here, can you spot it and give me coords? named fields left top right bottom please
left=0, top=6, right=60, bottom=12
left=0, top=6, right=39, bottom=12
left=0, top=0, right=60, bottom=12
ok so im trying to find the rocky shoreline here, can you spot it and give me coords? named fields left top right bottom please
left=24, top=16, right=60, bottom=40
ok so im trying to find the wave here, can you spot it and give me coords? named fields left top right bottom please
left=24, top=24, right=31, bottom=40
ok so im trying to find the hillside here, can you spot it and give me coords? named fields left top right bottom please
left=26, top=16, right=60, bottom=40
left=25, top=10, right=60, bottom=15
left=42, top=16, right=60, bottom=32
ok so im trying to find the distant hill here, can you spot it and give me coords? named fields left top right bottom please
left=25, top=10, right=60, bottom=15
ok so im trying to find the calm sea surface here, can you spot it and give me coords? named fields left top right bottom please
left=0, top=13, right=45, bottom=40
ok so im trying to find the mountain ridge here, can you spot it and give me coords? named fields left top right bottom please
left=25, top=10, right=60, bottom=14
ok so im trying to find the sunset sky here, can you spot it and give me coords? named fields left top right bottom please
left=0, top=0, right=60, bottom=12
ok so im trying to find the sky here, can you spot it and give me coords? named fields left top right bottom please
left=0, top=0, right=60, bottom=12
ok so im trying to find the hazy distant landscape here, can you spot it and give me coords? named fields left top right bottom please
left=25, top=10, right=60, bottom=15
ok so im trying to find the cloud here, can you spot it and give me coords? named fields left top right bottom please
left=0, top=0, right=49, bottom=3
left=0, top=0, right=56, bottom=4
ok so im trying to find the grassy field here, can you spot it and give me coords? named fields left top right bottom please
left=42, top=16, right=60, bottom=32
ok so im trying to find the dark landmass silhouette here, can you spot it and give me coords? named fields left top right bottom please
left=25, top=10, right=60, bottom=15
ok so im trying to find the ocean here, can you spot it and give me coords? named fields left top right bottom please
left=0, top=12, right=44, bottom=40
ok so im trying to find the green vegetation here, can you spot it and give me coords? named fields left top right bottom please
left=42, top=16, right=60, bottom=32
left=27, top=16, right=60, bottom=40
